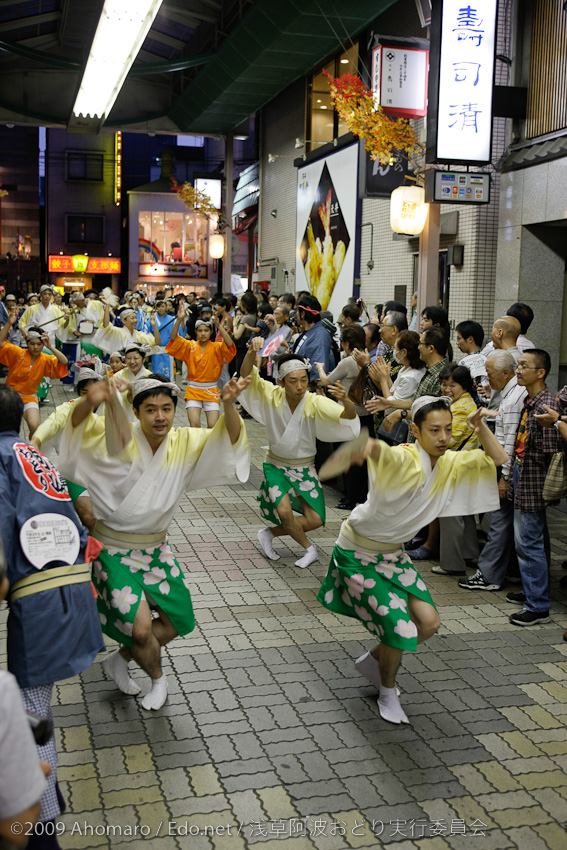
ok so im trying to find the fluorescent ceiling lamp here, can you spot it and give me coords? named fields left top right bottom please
left=73, top=0, right=164, bottom=121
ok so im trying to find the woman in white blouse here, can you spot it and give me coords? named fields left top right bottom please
left=366, top=330, right=425, bottom=433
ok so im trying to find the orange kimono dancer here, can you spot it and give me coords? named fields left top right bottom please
left=166, top=335, right=236, bottom=405
left=0, top=340, right=68, bottom=406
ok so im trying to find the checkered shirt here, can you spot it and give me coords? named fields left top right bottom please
left=510, top=387, right=561, bottom=512
left=406, top=358, right=448, bottom=442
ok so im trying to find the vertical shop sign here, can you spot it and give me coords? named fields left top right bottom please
left=371, top=45, right=428, bottom=117
left=429, top=0, right=498, bottom=164
left=296, top=143, right=358, bottom=317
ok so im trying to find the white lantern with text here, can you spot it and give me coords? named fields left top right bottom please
left=209, top=233, right=225, bottom=259
left=390, top=185, right=428, bottom=235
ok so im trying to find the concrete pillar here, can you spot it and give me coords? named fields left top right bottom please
left=417, top=202, right=440, bottom=320
left=222, top=132, right=233, bottom=294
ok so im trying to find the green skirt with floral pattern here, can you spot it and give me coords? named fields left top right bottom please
left=258, top=462, right=326, bottom=526
left=92, top=541, right=196, bottom=647
left=317, top=545, right=436, bottom=651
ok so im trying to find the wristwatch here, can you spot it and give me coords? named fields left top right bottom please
left=553, top=420, right=561, bottom=431
left=400, top=409, right=407, bottom=419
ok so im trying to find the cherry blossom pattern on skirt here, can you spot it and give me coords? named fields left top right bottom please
left=317, top=545, right=436, bottom=651
left=258, top=461, right=326, bottom=526
left=92, top=541, right=196, bottom=647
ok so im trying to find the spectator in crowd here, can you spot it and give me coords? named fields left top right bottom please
left=292, top=295, right=332, bottom=385
left=0, top=384, right=103, bottom=843
left=341, top=304, right=362, bottom=328
left=491, top=316, right=522, bottom=364
left=316, top=324, right=370, bottom=509
left=455, top=320, right=487, bottom=383
left=433, top=363, right=481, bottom=577
left=459, top=350, right=527, bottom=591
left=0, top=542, right=51, bottom=847
left=278, top=292, right=296, bottom=310
left=482, top=303, right=536, bottom=357
left=507, top=349, right=561, bottom=626
left=420, top=304, right=453, bottom=360
left=408, top=292, right=418, bottom=331
left=363, top=322, right=382, bottom=364
left=233, top=291, right=258, bottom=377
left=366, top=329, right=425, bottom=441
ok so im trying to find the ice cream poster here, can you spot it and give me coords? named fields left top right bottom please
left=296, top=143, right=358, bottom=316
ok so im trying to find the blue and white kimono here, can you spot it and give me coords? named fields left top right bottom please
left=0, top=432, right=104, bottom=821
left=151, top=312, right=185, bottom=380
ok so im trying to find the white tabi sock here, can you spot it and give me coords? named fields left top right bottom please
left=103, top=650, right=141, bottom=696
left=257, top=528, right=280, bottom=560
left=295, top=544, right=318, bottom=569
left=141, top=674, right=168, bottom=711
left=378, top=685, right=409, bottom=725
left=354, top=652, right=401, bottom=695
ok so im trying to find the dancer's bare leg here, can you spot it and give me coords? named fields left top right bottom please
left=205, top=409, right=219, bottom=428
left=187, top=406, right=202, bottom=427
left=24, top=407, right=40, bottom=438
left=270, top=495, right=322, bottom=547
left=369, top=596, right=440, bottom=724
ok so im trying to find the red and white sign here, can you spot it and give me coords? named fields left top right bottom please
left=48, top=256, right=121, bottom=274
left=372, top=45, right=428, bottom=117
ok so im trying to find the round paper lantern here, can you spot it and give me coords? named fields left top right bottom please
left=209, top=233, right=225, bottom=259
left=390, top=185, right=428, bottom=236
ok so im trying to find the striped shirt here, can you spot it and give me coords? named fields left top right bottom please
left=493, top=377, right=527, bottom=477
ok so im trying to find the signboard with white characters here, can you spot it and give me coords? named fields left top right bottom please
left=372, top=45, right=428, bottom=117
left=436, top=0, right=498, bottom=163
left=296, top=143, right=358, bottom=317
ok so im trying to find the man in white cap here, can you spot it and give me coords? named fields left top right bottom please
left=19, top=285, right=67, bottom=347
left=57, top=290, right=105, bottom=384
left=318, top=396, right=507, bottom=725
left=239, top=336, right=360, bottom=569
left=58, top=372, right=250, bottom=711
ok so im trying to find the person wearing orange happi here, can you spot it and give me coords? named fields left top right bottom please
left=0, top=313, right=68, bottom=436
left=166, top=303, right=235, bottom=427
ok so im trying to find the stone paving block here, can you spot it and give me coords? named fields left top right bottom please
left=474, top=734, right=519, bottom=761
left=102, top=786, right=164, bottom=809
left=122, top=743, right=154, bottom=773
left=443, top=796, right=496, bottom=828
left=446, top=765, right=494, bottom=796
left=169, top=794, right=230, bottom=818
left=488, top=806, right=553, bottom=828
left=443, top=830, right=515, bottom=850
left=69, top=778, right=102, bottom=813
left=516, top=769, right=567, bottom=790
left=505, top=826, right=556, bottom=850
left=223, top=771, right=281, bottom=793
left=531, top=786, right=567, bottom=820
left=59, top=762, right=97, bottom=782
left=59, top=809, right=109, bottom=849
left=475, top=790, right=538, bottom=812
left=339, top=777, right=385, bottom=809
left=159, top=767, right=194, bottom=800
left=257, top=786, right=299, bottom=820
left=227, top=788, right=267, bottom=826
left=534, top=822, right=567, bottom=850
left=475, top=761, right=522, bottom=792
left=436, top=746, right=494, bottom=767
left=62, top=724, right=92, bottom=752
left=293, top=795, right=358, bottom=819
left=500, top=755, right=558, bottom=774
left=296, top=751, right=336, bottom=782
left=100, top=771, right=159, bottom=793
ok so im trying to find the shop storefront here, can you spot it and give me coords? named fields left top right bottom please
left=128, top=182, right=219, bottom=297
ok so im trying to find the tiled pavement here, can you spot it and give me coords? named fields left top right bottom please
left=2, top=382, right=567, bottom=850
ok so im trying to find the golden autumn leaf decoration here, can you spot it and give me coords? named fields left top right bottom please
left=323, top=70, right=423, bottom=167
left=170, top=178, right=218, bottom=218
left=0, top=189, right=8, bottom=198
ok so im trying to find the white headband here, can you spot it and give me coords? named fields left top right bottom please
left=411, top=394, right=451, bottom=419
left=279, top=358, right=311, bottom=379
left=77, top=367, right=103, bottom=383
left=120, top=308, right=136, bottom=320
left=195, top=319, right=213, bottom=329
left=27, top=330, right=43, bottom=339
left=124, top=341, right=151, bottom=356
left=40, top=285, right=52, bottom=293
left=131, top=378, right=181, bottom=401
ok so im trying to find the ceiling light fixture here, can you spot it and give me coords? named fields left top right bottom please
left=340, top=59, right=349, bottom=64
left=70, top=0, right=164, bottom=131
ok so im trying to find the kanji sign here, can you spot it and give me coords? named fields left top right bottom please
left=48, top=256, right=121, bottom=273
left=429, top=1, right=498, bottom=164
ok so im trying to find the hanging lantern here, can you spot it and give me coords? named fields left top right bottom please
left=71, top=255, right=89, bottom=273
left=390, top=185, right=428, bottom=236
left=209, top=233, right=225, bottom=259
